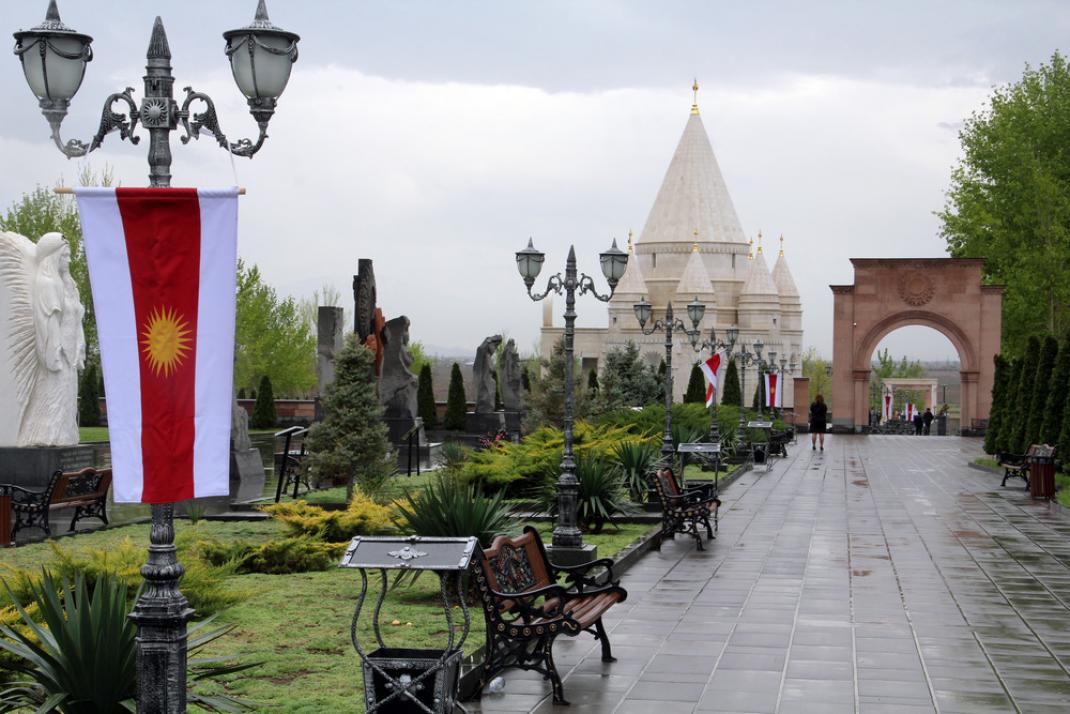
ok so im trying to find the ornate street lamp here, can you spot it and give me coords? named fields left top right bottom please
left=516, top=237, right=626, bottom=558
left=687, top=324, right=737, bottom=442
left=634, top=298, right=704, bottom=457
left=13, top=2, right=299, bottom=710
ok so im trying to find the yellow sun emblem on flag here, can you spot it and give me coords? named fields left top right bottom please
left=141, top=306, right=192, bottom=377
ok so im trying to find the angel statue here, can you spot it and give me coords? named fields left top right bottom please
left=0, top=231, right=86, bottom=447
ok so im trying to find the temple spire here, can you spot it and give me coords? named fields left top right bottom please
left=691, top=78, right=700, bottom=115
left=779, top=233, right=785, bottom=257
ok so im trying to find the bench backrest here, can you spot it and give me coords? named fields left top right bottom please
left=1026, top=444, right=1056, bottom=459
left=651, top=468, right=681, bottom=503
left=480, top=526, right=553, bottom=596
left=52, top=468, right=111, bottom=507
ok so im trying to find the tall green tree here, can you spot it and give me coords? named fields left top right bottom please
left=525, top=338, right=587, bottom=430
left=78, top=362, right=102, bottom=427
left=753, top=372, right=766, bottom=410
left=656, top=359, right=667, bottom=402
left=1058, top=372, right=1070, bottom=464
left=306, top=337, right=394, bottom=500
left=684, top=363, right=706, bottom=404
left=1042, top=331, right=1070, bottom=444
left=587, top=368, right=599, bottom=395
left=996, top=358, right=1024, bottom=453
left=940, top=53, right=1070, bottom=353
left=1025, top=335, right=1059, bottom=446
left=1010, top=336, right=1041, bottom=453
left=721, top=359, right=742, bottom=407
left=417, top=363, right=437, bottom=430
left=251, top=375, right=277, bottom=429
left=596, top=341, right=659, bottom=411
left=235, top=260, right=317, bottom=396
left=444, top=363, right=468, bottom=430
left=801, top=347, right=832, bottom=403
left=869, top=348, right=925, bottom=411
left=984, top=355, right=1009, bottom=454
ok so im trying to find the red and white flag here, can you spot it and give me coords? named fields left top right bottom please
left=905, top=403, right=915, bottom=421
left=75, top=188, right=239, bottom=503
left=698, top=351, right=723, bottom=407
left=764, top=371, right=783, bottom=408
left=882, top=393, right=892, bottom=421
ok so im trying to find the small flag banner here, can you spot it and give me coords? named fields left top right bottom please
left=906, top=403, right=916, bottom=422
left=75, top=187, right=239, bottom=503
left=883, top=393, right=892, bottom=421
left=699, top=351, right=723, bottom=408
left=764, top=371, right=783, bottom=408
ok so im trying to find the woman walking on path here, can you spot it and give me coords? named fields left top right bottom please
left=810, top=394, right=828, bottom=451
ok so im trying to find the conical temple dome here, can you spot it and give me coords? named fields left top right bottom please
left=637, top=113, right=747, bottom=245
left=675, top=243, right=716, bottom=303
left=610, top=234, right=648, bottom=300
left=771, top=238, right=799, bottom=298
left=741, top=248, right=778, bottom=297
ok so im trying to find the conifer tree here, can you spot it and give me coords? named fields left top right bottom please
left=1058, top=375, right=1070, bottom=465
left=753, top=371, right=766, bottom=410
left=684, top=363, right=706, bottom=404
left=1026, top=335, right=1059, bottom=446
left=306, top=336, right=394, bottom=500
left=521, top=367, right=531, bottom=393
left=251, top=375, right=277, bottom=428
left=722, top=359, right=742, bottom=407
left=78, top=363, right=101, bottom=428
left=587, top=368, right=599, bottom=395
left=984, top=354, right=1008, bottom=454
left=1041, top=331, right=1070, bottom=445
left=1010, top=336, right=1041, bottom=453
left=657, top=359, right=667, bottom=402
left=997, top=358, right=1023, bottom=453
left=417, top=363, right=437, bottom=430
left=444, top=363, right=468, bottom=430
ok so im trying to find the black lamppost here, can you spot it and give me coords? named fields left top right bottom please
left=687, top=325, right=738, bottom=442
left=13, top=2, right=299, bottom=710
left=516, top=238, right=628, bottom=556
left=730, top=338, right=765, bottom=445
left=633, top=297, right=704, bottom=457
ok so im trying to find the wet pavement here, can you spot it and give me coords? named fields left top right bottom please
left=469, top=435, right=1070, bottom=713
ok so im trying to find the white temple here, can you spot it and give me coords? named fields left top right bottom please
left=540, top=83, right=803, bottom=404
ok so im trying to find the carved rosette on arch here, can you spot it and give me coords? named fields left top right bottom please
left=896, top=271, right=935, bottom=307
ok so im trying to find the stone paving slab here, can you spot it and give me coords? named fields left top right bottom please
left=467, top=435, right=1070, bottom=713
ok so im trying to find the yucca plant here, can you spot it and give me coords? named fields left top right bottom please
left=393, top=474, right=515, bottom=547
left=613, top=440, right=664, bottom=502
left=538, top=456, right=636, bottom=533
left=0, top=571, right=256, bottom=713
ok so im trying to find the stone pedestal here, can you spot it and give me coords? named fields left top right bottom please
left=0, top=445, right=96, bottom=488
left=545, top=544, right=598, bottom=567
left=466, top=412, right=504, bottom=436
left=385, top=416, right=425, bottom=446
left=503, top=410, right=523, bottom=438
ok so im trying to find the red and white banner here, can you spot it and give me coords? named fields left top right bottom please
left=764, top=372, right=783, bottom=408
left=882, top=393, right=892, bottom=421
left=905, top=403, right=915, bottom=422
left=75, top=187, right=239, bottom=503
left=698, top=351, right=723, bottom=408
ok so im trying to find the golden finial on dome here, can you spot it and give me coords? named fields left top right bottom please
left=778, top=233, right=785, bottom=257
left=626, top=229, right=634, bottom=255
left=756, top=230, right=764, bottom=255
left=748, top=236, right=754, bottom=260
left=691, top=78, right=700, bottom=115
left=692, top=228, right=700, bottom=252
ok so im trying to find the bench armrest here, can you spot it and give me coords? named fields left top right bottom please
left=554, top=558, right=617, bottom=591
left=486, top=583, right=572, bottom=621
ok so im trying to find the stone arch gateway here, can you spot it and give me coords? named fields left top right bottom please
left=830, top=259, right=1003, bottom=433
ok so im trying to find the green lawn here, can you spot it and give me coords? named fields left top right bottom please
left=1, top=516, right=653, bottom=712
left=78, top=426, right=109, bottom=442
left=974, top=457, right=1000, bottom=471
left=682, top=462, right=742, bottom=480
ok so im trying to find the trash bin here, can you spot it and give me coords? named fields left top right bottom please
left=1028, top=446, right=1056, bottom=500
left=936, top=415, right=947, bottom=436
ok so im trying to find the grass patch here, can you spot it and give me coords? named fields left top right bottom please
left=974, top=457, right=1000, bottom=471
left=78, top=426, right=109, bottom=442
left=1057, top=473, right=1070, bottom=509
left=1, top=515, right=652, bottom=712
left=682, top=462, right=741, bottom=480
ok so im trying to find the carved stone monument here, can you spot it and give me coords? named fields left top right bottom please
left=353, top=258, right=385, bottom=377
left=0, top=231, right=94, bottom=486
left=316, top=306, right=345, bottom=421
left=468, top=334, right=504, bottom=434
left=500, top=338, right=523, bottom=436
left=228, top=399, right=265, bottom=503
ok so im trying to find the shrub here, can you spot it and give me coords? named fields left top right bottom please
left=251, top=375, right=276, bottom=428
left=263, top=492, right=395, bottom=543
left=78, top=362, right=101, bottom=427
left=722, top=359, right=742, bottom=407
left=306, top=336, right=395, bottom=499
left=417, top=363, right=437, bottom=429
left=537, top=455, right=635, bottom=533
left=612, top=440, right=663, bottom=501
left=438, top=441, right=471, bottom=474
left=684, top=363, right=706, bottom=404
left=444, top=363, right=468, bottom=430
left=393, top=474, right=514, bottom=547
left=199, top=536, right=345, bottom=575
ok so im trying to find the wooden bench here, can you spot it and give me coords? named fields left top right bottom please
left=469, top=526, right=628, bottom=705
left=650, top=467, right=720, bottom=551
left=3, top=468, right=111, bottom=540
left=998, top=451, right=1029, bottom=488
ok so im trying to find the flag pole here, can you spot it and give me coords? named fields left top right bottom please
left=54, top=187, right=246, bottom=195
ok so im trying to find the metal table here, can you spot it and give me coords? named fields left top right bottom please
left=341, top=535, right=479, bottom=713
left=746, top=420, right=774, bottom=468
left=677, top=441, right=722, bottom=494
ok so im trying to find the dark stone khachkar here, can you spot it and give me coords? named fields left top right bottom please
left=316, top=306, right=345, bottom=420
left=500, top=338, right=523, bottom=412
left=474, top=334, right=502, bottom=415
left=353, top=258, right=377, bottom=343
left=379, top=316, right=418, bottom=421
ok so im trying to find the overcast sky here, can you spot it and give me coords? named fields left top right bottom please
left=3, top=1, right=1066, bottom=361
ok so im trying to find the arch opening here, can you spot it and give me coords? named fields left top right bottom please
left=865, top=326, right=962, bottom=434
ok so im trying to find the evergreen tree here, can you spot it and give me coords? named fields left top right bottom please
left=525, top=338, right=587, bottom=429
left=521, top=368, right=531, bottom=393
left=684, top=363, right=706, bottom=404
left=306, top=336, right=394, bottom=500
left=1041, top=331, right=1070, bottom=445
left=996, top=358, right=1023, bottom=453
left=417, top=363, right=437, bottom=430
left=984, top=355, right=1009, bottom=454
left=237, top=387, right=247, bottom=399
left=596, top=341, right=659, bottom=411
left=444, top=363, right=468, bottom=431
left=587, top=368, right=599, bottom=395
left=78, top=363, right=101, bottom=427
left=1058, top=372, right=1070, bottom=465
left=722, top=359, right=742, bottom=407
left=251, top=375, right=277, bottom=429
left=1010, top=336, right=1041, bottom=453
left=657, top=359, right=667, bottom=402
left=1026, top=335, right=1059, bottom=446
left=753, top=372, right=766, bottom=411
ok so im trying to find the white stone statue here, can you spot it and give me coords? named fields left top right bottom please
left=0, top=231, right=86, bottom=446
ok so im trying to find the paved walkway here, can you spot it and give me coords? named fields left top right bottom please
left=470, top=435, right=1070, bottom=713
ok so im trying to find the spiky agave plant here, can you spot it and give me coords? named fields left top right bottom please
left=539, top=455, right=636, bottom=533
left=612, top=440, right=663, bottom=502
left=0, top=571, right=257, bottom=713
left=393, top=474, right=515, bottom=547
